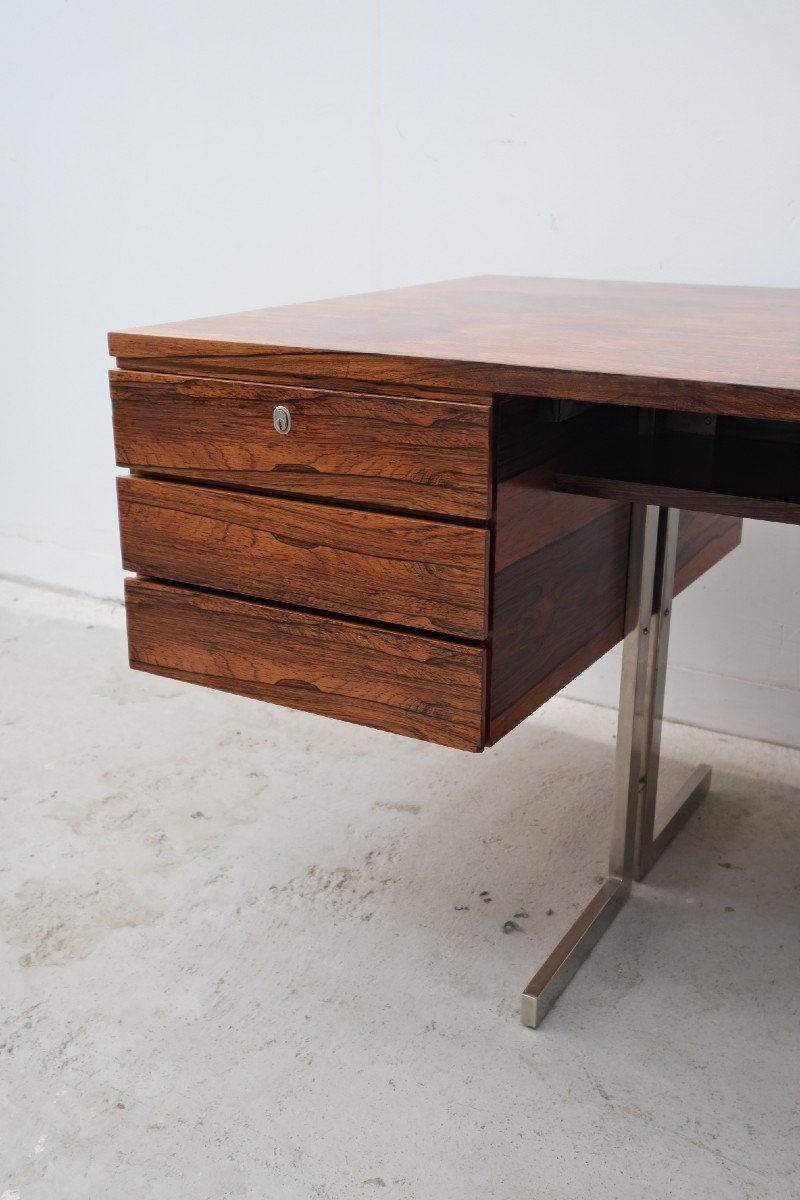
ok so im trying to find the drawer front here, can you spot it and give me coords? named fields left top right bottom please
left=125, top=579, right=487, bottom=751
left=118, top=476, right=490, bottom=640
left=111, top=370, right=492, bottom=520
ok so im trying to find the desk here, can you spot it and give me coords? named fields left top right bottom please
left=108, top=275, right=799, bottom=1026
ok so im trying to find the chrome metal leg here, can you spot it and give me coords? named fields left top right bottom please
left=521, top=503, right=660, bottom=1029
left=633, top=506, right=711, bottom=880
left=520, top=503, right=712, bottom=1029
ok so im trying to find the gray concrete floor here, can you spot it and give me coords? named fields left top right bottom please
left=1, top=578, right=798, bottom=1199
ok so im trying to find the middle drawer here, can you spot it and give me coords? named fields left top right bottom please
left=117, top=476, right=490, bottom=640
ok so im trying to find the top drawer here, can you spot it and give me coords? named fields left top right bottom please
left=110, top=371, right=492, bottom=521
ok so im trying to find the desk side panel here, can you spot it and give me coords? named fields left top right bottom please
left=487, top=401, right=742, bottom=745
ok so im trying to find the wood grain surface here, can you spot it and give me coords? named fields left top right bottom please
left=125, top=578, right=487, bottom=751
left=489, top=504, right=632, bottom=743
left=111, top=370, right=492, bottom=520
left=118, top=476, right=490, bottom=640
left=109, top=276, right=800, bottom=418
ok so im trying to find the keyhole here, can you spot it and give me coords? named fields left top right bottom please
left=273, top=405, right=291, bottom=435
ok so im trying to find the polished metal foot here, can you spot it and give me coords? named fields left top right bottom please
left=520, top=505, right=711, bottom=1029
left=521, top=878, right=630, bottom=1028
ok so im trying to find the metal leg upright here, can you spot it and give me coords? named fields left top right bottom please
left=633, top=507, right=711, bottom=881
left=520, top=503, right=712, bottom=1029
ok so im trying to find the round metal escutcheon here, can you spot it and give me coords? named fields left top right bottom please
left=272, top=405, right=291, bottom=435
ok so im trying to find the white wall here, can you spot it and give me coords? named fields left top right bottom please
left=2, top=0, right=799, bottom=743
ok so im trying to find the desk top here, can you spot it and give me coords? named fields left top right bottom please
left=110, top=275, right=800, bottom=419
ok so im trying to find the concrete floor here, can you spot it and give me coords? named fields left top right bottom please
left=1, top=578, right=798, bottom=1199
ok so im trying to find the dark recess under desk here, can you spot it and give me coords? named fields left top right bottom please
left=555, top=418, right=800, bottom=524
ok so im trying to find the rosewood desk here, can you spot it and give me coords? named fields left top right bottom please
left=108, top=275, right=799, bottom=1027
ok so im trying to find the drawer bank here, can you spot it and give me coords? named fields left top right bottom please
left=110, top=369, right=738, bottom=752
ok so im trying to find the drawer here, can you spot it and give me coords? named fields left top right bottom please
left=125, top=578, right=487, bottom=751
left=118, top=476, right=490, bottom=640
left=111, top=370, right=492, bottom=520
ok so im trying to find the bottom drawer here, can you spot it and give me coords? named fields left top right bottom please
left=125, top=578, right=487, bottom=751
